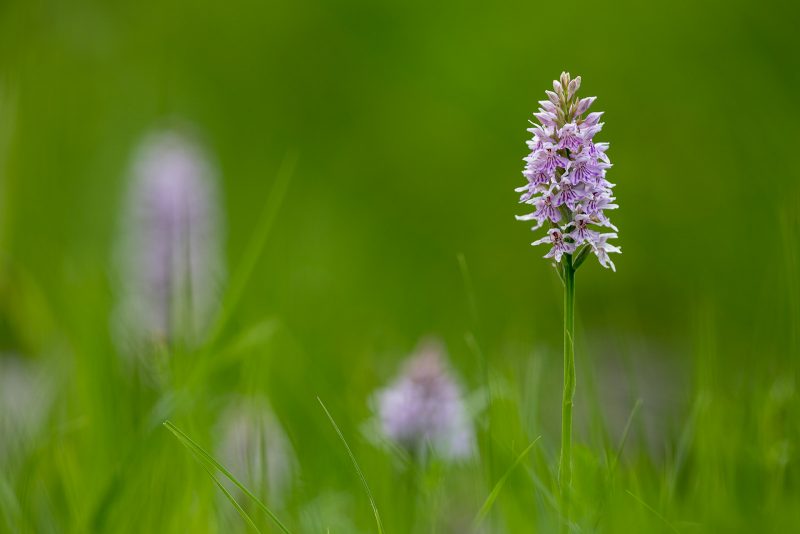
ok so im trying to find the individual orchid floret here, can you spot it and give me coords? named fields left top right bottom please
left=566, top=154, right=602, bottom=185
left=557, top=123, right=583, bottom=151
left=530, top=146, right=568, bottom=176
left=590, top=233, right=621, bottom=272
left=375, top=340, right=474, bottom=461
left=515, top=72, right=620, bottom=271
left=533, top=228, right=575, bottom=262
left=575, top=96, right=596, bottom=115
left=565, top=214, right=597, bottom=244
left=534, top=110, right=558, bottom=127
left=554, top=179, right=583, bottom=211
left=516, top=187, right=561, bottom=229
left=517, top=167, right=551, bottom=201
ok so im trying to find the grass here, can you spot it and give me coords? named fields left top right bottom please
left=2, top=216, right=799, bottom=532
left=1, top=1, right=799, bottom=528
left=1, top=275, right=799, bottom=534
left=163, top=420, right=292, bottom=533
left=317, top=398, right=383, bottom=534
left=1, top=178, right=798, bottom=532
left=473, top=435, right=541, bottom=526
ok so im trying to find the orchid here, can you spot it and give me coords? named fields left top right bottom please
left=375, top=340, right=474, bottom=461
left=514, top=73, right=622, bottom=521
left=114, top=128, right=225, bottom=353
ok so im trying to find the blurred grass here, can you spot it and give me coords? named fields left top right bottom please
left=1, top=0, right=799, bottom=532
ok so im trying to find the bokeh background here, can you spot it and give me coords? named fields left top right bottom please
left=1, top=0, right=799, bottom=532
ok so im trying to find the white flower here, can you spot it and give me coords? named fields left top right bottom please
left=216, top=396, right=295, bottom=505
left=532, top=228, right=576, bottom=262
left=590, top=233, right=622, bottom=272
left=113, top=127, right=225, bottom=350
left=0, top=356, right=54, bottom=461
left=376, top=340, right=474, bottom=461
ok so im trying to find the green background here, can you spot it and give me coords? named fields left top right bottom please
left=1, top=0, right=798, bottom=531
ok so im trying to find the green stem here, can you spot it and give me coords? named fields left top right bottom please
left=559, top=254, right=576, bottom=522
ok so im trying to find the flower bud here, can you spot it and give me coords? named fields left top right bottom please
left=575, top=96, right=596, bottom=115
left=560, top=71, right=571, bottom=89
left=568, top=76, right=581, bottom=99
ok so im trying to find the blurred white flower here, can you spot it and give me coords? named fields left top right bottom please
left=0, top=356, right=54, bottom=462
left=376, top=340, right=475, bottom=461
left=113, top=127, right=225, bottom=350
left=215, top=396, right=295, bottom=505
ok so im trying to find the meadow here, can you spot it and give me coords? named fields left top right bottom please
left=1, top=0, right=799, bottom=532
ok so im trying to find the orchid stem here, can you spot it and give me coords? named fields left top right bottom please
left=559, top=254, right=576, bottom=528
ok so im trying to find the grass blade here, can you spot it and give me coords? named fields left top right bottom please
left=197, top=457, right=263, bottom=533
left=163, top=420, right=292, bottom=534
left=206, top=149, right=298, bottom=348
left=317, top=397, right=384, bottom=534
left=609, top=398, right=643, bottom=474
left=625, top=490, right=679, bottom=534
left=474, top=436, right=541, bottom=525
left=592, top=398, right=644, bottom=530
left=0, top=470, right=21, bottom=531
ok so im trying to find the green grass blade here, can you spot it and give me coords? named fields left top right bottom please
left=197, top=457, right=263, bottom=533
left=163, top=420, right=293, bottom=534
left=609, top=398, right=642, bottom=474
left=317, top=397, right=384, bottom=534
left=625, top=490, right=679, bottom=534
left=206, top=149, right=298, bottom=348
left=474, top=436, right=541, bottom=525
left=592, top=398, right=644, bottom=530
left=0, top=470, right=21, bottom=531
left=524, top=462, right=559, bottom=512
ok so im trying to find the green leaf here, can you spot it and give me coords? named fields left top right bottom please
left=572, top=245, right=591, bottom=271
